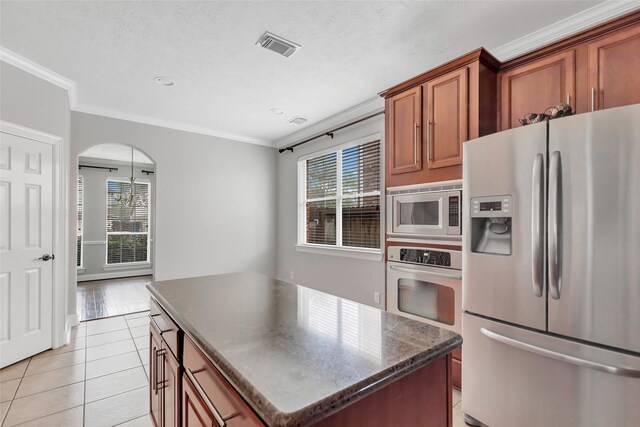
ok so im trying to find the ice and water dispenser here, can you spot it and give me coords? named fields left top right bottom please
left=470, top=196, right=512, bottom=255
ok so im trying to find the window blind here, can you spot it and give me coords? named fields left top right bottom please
left=106, top=180, right=150, bottom=264
left=301, top=139, right=380, bottom=250
left=77, top=176, right=83, bottom=267
left=342, top=141, right=380, bottom=249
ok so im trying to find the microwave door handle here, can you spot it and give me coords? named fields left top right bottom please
left=548, top=151, right=563, bottom=300
left=531, top=153, right=544, bottom=297
left=389, top=264, right=462, bottom=280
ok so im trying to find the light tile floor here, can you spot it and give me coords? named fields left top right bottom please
left=453, top=388, right=467, bottom=427
left=0, top=312, right=152, bottom=427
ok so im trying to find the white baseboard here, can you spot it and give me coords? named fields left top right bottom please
left=64, top=313, right=79, bottom=345
left=77, top=269, right=153, bottom=282
left=66, top=313, right=79, bottom=329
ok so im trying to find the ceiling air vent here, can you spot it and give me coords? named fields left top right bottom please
left=288, top=117, right=308, bottom=125
left=256, top=32, right=300, bottom=58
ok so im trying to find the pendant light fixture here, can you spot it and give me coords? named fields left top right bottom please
left=114, top=147, right=147, bottom=207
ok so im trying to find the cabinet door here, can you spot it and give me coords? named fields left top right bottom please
left=163, top=347, right=181, bottom=427
left=499, top=50, right=575, bottom=130
left=387, top=86, right=422, bottom=175
left=588, top=25, right=640, bottom=111
left=182, top=375, right=215, bottom=427
left=424, top=67, right=468, bottom=169
left=150, top=324, right=163, bottom=427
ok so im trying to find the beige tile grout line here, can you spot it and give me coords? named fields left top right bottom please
left=1, top=356, right=32, bottom=426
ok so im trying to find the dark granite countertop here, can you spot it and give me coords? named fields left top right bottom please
left=147, top=272, right=461, bottom=426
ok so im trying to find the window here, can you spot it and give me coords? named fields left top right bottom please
left=298, top=138, right=381, bottom=250
left=106, top=179, right=150, bottom=264
left=77, top=176, right=83, bottom=268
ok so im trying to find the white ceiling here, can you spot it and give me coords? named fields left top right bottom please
left=80, top=144, right=154, bottom=165
left=1, top=1, right=602, bottom=146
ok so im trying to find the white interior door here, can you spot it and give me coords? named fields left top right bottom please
left=0, top=131, right=54, bottom=368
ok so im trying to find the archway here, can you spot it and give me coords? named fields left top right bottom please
left=76, top=143, right=156, bottom=320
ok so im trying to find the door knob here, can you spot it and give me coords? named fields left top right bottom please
left=38, top=254, right=54, bottom=261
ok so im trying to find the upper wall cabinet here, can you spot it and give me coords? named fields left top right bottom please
left=387, top=86, right=422, bottom=175
left=381, top=49, right=499, bottom=188
left=498, top=51, right=575, bottom=131
left=498, top=15, right=640, bottom=130
left=424, top=67, right=469, bottom=170
left=588, top=24, right=640, bottom=111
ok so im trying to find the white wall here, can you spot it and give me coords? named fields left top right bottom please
left=0, top=61, right=76, bottom=324
left=276, top=116, right=386, bottom=309
left=77, top=157, right=155, bottom=280
left=71, top=112, right=278, bottom=281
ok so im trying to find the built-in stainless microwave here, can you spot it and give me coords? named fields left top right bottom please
left=386, top=181, right=462, bottom=242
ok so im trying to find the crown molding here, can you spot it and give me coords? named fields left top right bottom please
left=274, top=96, right=384, bottom=149
left=0, top=45, right=271, bottom=147
left=0, top=46, right=77, bottom=108
left=491, top=0, right=640, bottom=62
left=72, top=104, right=273, bottom=147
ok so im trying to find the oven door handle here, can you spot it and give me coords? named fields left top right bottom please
left=389, top=264, right=462, bottom=280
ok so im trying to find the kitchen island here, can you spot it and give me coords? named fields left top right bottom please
left=147, top=272, right=461, bottom=427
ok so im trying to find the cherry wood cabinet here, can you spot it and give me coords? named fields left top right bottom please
left=183, top=374, right=223, bottom=427
left=150, top=299, right=183, bottom=427
left=424, top=67, right=468, bottom=170
left=498, top=50, right=576, bottom=131
left=498, top=15, right=640, bottom=130
left=588, top=24, right=640, bottom=111
left=452, top=347, right=462, bottom=390
left=182, top=336, right=263, bottom=427
left=386, top=86, right=422, bottom=175
left=164, top=347, right=181, bottom=427
left=381, top=48, right=499, bottom=188
left=150, top=323, right=163, bottom=427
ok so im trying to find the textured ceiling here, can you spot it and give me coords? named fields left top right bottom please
left=79, top=144, right=154, bottom=165
left=1, top=1, right=601, bottom=146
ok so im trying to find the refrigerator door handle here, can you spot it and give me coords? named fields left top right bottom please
left=548, top=151, right=563, bottom=299
left=480, top=328, right=640, bottom=378
left=531, top=153, right=544, bottom=297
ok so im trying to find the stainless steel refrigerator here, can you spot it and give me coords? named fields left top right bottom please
left=462, top=104, right=640, bottom=427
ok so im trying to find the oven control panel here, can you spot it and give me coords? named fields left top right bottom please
left=399, top=248, right=451, bottom=267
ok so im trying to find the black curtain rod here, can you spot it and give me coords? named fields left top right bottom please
left=278, top=110, right=385, bottom=154
left=79, top=165, right=119, bottom=172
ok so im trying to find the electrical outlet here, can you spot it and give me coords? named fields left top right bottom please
left=290, top=271, right=294, bottom=280
left=374, top=291, right=380, bottom=304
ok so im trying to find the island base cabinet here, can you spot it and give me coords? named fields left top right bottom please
left=150, top=299, right=183, bottom=427
left=183, top=336, right=264, bottom=427
left=315, top=354, right=452, bottom=427
left=183, top=375, right=218, bottom=427
left=150, top=322, right=163, bottom=427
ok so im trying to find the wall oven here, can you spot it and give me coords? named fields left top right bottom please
left=386, top=246, right=462, bottom=335
left=386, top=181, right=462, bottom=243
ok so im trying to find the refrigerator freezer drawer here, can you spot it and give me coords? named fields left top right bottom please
left=462, top=313, right=640, bottom=427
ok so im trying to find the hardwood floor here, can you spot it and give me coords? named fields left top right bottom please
left=77, top=276, right=152, bottom=321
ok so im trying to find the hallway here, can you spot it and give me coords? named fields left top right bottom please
left=77, top=276, right=152, bottom=321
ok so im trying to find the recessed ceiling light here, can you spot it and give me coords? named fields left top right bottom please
left=269, top=108, right=284, bottom=115
left=288, top=117, right=308, bottom=125
left=154, top=77, right=174, bottom=86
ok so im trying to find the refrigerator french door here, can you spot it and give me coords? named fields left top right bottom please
left=462, top=104, right=640, bottom=427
